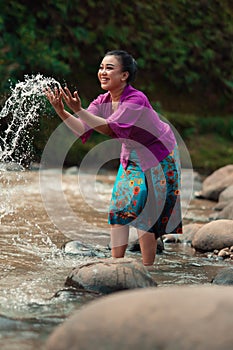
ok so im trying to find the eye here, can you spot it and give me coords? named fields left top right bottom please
left=98, top=65, right=114, bottom=71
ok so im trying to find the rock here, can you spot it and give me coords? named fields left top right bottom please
left=62, top=240, right=109, bottom=258
left=213, top=185, right=233, bottom=220
left=214, top=201, right=228, bottom=211
left=64, top=166, right=79, bottom=175
left=219, top=185, right=233, bottom=203
left=214, top=202, right=233, bottom=220
left=212, top=267, right=233, bottom=285
left=163, top=233, right=181, bottom=243
left=217, top=248, right=231, bottom=258
left=192, top=219, right=233, bottom=252
left=45, top=285, right=233, bottom=350
left=127, top=239, right=141, bottom=251
left=127, top=237, right=164, bottom=253
left=180, top=223, right=203, bottom=243
left=65, top=258, right=157, bottom=294
left=201, top=164, right=233, bottom=201
left=0, top=162, right=25, bottom=172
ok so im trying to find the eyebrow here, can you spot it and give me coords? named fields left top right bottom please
left=100, top=63, right=116, bottom=67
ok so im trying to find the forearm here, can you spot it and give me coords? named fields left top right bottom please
left=57, top=109, right=85, bottom=135
left=75, top=108, right=114, bottom=136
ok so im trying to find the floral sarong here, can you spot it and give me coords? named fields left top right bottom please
left=108, top=146, right=182, bottom=238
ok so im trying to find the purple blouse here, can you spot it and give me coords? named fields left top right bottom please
left=80, top=85, right=176, bottom=171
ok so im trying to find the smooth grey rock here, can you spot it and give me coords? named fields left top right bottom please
left=201, top=165, right=233, bottom=201
left=65, top=258, right=157, bottom=294
left=181, top=223, right=203, bottom=243
left=192, top=219, right=233, bottom=252
left=219, top=185, right=233, bottom=204
left=212, top=267, right=233, bottom=285
left=214, top=202, right=233, bottom=220
left=45, top=285, right=233, bottom=350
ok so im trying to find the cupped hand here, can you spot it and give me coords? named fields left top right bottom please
left=61, top=86, right=82, bottom=113
left=44, top=86, right=64, bottom=113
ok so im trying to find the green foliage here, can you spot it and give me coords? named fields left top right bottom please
left=0, top=0, right=232, bottom=173
left=164, top=112, right=233, bottom=141
left=186, top=133, right=233, bottom=174
left=160, top=111, right=233, bottom=173
left=0, top=0, right=232, bottom=101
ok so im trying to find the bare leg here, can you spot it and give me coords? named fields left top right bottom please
left=110, top=224, right=129, bottom=258
left=137, top=229, right=157, bottom=266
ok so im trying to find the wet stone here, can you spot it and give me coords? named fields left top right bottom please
left=127, top=236, right=164, bottom=253
left=62, top=240, right=109, bottom=258
left=192, top=219, right=233, bottom=252
left=45, top=285, right=233, bottom=350
left=65, top=258, right=157, bottom=294
left=212, top=267, right=233, bottom=285
left=200, top=164, right=233, bottom=201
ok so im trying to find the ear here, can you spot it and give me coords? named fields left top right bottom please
left=121, top=71, right=129, bottom=81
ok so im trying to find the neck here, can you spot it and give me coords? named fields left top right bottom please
left=110, top=84, right=127, bottom=102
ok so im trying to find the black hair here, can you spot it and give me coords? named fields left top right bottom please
left=104, top=50, right=137, bottom=83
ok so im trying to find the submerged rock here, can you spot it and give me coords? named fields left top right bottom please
left=212, top=267, right=233, bottom=285
left=45, top=285, right=233, bottom=350
left=0, top=162, right=24, bottom=172
left=62, top=240, right=109, bottom=258
left=127, top=236, right=164, bottom=253
left=65, top=258, right=157, bottom=294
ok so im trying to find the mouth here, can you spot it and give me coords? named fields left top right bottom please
left=100, top=78, right=109, bottom=83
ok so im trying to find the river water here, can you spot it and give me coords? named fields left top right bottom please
left=0, top=168, right=231, bottom=350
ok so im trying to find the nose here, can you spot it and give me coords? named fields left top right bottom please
left=99, top=66, right=107, bottom=75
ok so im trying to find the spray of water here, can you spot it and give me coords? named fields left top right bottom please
left=0, top=74, right=60, bottom=221
left=0, top=73, right=60, bottom=167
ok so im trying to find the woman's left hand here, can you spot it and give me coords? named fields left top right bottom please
left=61, top=86, right=82, bottom=114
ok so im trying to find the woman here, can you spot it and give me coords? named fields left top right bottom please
left=45, top=50, right=182, bottom=266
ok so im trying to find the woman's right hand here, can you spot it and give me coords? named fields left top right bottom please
left=44, top=86, right=65, bottom=114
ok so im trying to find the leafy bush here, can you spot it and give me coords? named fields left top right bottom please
left=0, top=0, right=232, bottom=105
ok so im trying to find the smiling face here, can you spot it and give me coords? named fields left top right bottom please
left=98, top=55, right=129, bottom=92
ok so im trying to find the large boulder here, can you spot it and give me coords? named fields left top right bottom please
left=65, top=258, right=157, bottom=294
left=201, top=165, right=233, bottom=201
left=45, top=285, right=233, bottom=350
left=192, top=219, right=233, bottom=252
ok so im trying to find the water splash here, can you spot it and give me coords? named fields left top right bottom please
left=0, top=73, right=60, bottom=167
left=0, top=74, right=60, bottom=221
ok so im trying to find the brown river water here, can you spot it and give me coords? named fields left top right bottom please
left=0, top=168, right=231, bottom=350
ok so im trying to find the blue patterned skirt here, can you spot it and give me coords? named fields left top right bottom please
left=108, top=146, right=182, bottom=238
